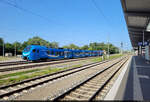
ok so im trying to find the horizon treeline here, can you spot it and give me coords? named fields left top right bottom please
left=0, top=36, right=119, bottom=56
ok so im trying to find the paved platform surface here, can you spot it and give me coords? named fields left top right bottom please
left=115, top=56, right=150, bottom=100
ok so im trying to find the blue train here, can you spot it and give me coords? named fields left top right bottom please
left=22, top=45, right=103, bottom=61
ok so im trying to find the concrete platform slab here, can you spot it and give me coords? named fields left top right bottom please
left=114, top=56, right=150, bottom=100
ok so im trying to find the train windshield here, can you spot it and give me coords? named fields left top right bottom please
left=24, top=46, right=31, bottom=52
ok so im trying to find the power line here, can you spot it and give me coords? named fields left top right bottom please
left=0, top=0, right=60, bottom=25
left=91, top=0, right=112, bottom=29
left=91, top=0, right=126, bottom=34
left=91, top=0, right=112, bottom=57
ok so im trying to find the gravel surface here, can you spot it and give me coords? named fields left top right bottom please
left=95, top=56, right=130, bottom=100
left=13, top=57, right=122, bottom=100
left=58, top=57, right=128, bottom=101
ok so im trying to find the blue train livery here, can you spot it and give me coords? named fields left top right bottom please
left=22, top=45, right=103, bottom=61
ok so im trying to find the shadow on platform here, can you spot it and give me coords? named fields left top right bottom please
left=116, top=56, right=150, bottom=100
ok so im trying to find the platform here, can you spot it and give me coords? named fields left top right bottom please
left=114, top=56, right=150, bottom=100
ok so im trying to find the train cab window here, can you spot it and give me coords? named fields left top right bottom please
left=33, top=49, right=36, bottom=53
left=24, top=46, right=31, bottom=52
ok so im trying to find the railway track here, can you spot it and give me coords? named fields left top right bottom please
left=0, top=61, right=31, bottom=67
left=0, top=57, right=100, bottom=72
left=0, top=57, right=98, bottom=67
left=0, top=56, right=125, bottom=100
left=52, top=56, right=128, bottom=101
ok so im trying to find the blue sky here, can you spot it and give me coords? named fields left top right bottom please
left=0, top=0, right=131, bottom=50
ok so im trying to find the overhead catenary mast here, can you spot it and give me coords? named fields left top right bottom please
left=14, top=42, right=17, bottom=57
left=107, top=35, right=110, bottom=59
left=121, top=42, right=123, bottom=54
left=3, top=40, right=4, bottom=57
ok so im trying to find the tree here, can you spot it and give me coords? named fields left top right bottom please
left=13, top=41, right=22, bottom=55
left=5, top=43, right=14, bottom=54
left=21, top=36, right=59, bottom=49
left=62, top=45, right=70, bottom=49
left=88, top=42, right=119, bottom=54
left=0, top=36, right=120, bottom=56
left=27, top=36, right=48, bottom=46
left=63, top=44, right=80, bottom=49
left=0, top=38, right=4, bottom=55
left=81, top=45, right=89, bottom=50
left=49, top=42, right=59, bottom=48
left=69, top=44, right=80, bottom=49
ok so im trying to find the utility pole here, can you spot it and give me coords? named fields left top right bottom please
left=121, top=42, right=123, bottom=54
left=107, top=42, right=109, bottom=58
left=14, top=43, right=16, bottom=57
left=107, top=35, right=110, bottom=59
left=3, top=41, right=4, bottom=57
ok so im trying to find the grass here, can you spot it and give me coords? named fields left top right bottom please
left=109, top=54, right=123, bottom=59
left=0, top=69, right=41, bottom=79
left=0, top=54, right=123, bottom=86
left=0, top=64, right=82, bottom=86
left=91, top=54, right=123, bottom=62
left=91, top=57, right=102, bottom=62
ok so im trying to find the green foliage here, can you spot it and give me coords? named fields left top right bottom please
left=49, top=42, right=59, bottom=48
left=0, top=38, right=4, bottom=55
left=5, top=43, right=14, bottom=53
left=0, top=36, right=119, bottom=56
left=63, top=44, right=80, bottom=49
left=27, top=36, right=49, bottom=46
left=22, top=36, right=59, bottom=48
left=88, top=42, right=119, bottom=54
left=81, top=45, right=89, bottom=50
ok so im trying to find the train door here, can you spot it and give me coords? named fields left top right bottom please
left=32, top=49, right=39, bottom=60
left=64, top=51, right=68, bottom=58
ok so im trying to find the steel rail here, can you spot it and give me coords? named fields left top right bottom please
left=0, top=57, right=115, bottom=99
left=52, top=57, right=127, bottom=101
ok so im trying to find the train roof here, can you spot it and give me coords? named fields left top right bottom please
left=26, top=45, right=104, bottom=52
left=29, top=45, right=48, bottom=49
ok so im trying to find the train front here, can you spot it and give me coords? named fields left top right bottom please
left=22, top=45, right=33, bottom=61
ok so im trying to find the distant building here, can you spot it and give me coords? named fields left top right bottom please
left=5, top=53, right=12, bottom=57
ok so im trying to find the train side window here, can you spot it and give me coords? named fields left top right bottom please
left=37, top=50, right=39, bottom=53
left=51, top=51, right=54, bottom=55
left=47, top=50, right=50, bottom=54
left=33, top=49, right=36, bottom=52
left=57, top=52, right=59, bottom=56
left=61, top=52, right=63, bottom=56
left=59, top=52, right=61, bottom=56
left=55, top=51, right=57, bottom=56
left=55, top=51, right=59, bottom=56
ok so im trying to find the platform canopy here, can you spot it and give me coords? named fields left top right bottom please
left=121, top=0, right=150, bottom=50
